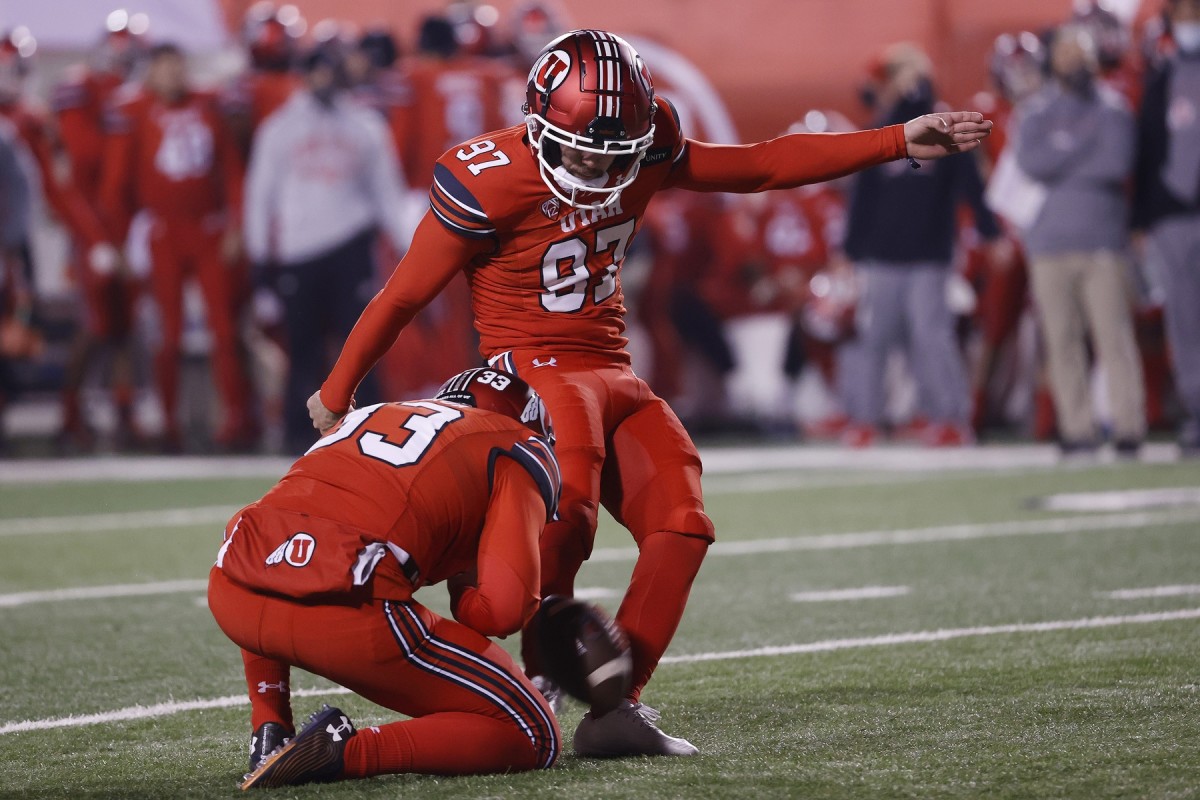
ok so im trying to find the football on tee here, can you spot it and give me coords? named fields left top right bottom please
left=533, top=595, right=632, bottom=714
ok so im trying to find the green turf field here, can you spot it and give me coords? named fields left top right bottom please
left=2, top=451, right=1199, bottom=799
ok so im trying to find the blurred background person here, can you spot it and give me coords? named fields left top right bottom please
left=223, top=1, right=304, bottom=161
left=634, top=190, right=739, bottom=433
left=244, top=38, right=411, bottom=453
left=970, top=31, right=1057, bottom=440
left=50, top=17, right=146, bottom=451
left=840, top=43, right=1003, bottom=447
left=1016, top=24, right=1144, bottom=458
left=1134, top=0, right=1200, bottom=457
left=101, top=42, right=253, bottom=453
left=0, top=117, right=34, bottom=454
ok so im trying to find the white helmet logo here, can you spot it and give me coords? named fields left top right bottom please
left=531, top=49, right=572, bottom=93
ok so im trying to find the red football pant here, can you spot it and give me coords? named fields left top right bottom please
left=208, top=567, right=559, bottom=777
left=147, top=216, right=247, bottom=438
left=494, top=351, right=715, bottom=702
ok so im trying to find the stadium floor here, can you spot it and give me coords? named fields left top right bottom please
left=1, top=444, right=1198, bottom=798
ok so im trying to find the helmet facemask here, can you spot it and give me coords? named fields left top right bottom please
left=525, top=111, right=655, bottom=210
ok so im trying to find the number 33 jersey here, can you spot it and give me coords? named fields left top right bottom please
left=216, top=401, right=560, bottom=603
left=427, top=98, right=687, bottom=359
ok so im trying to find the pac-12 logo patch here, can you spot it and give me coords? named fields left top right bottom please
left=540, top=197, right=561, bottom=219
left=530, top=49, right=571, bottom=93
left=266, top=532, right=316, bottom=567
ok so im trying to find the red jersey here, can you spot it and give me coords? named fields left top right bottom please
left=321, top=99, right=906, bottom=412
left=52, top=69, right=124, bottom=205
left=391, top=55, right=514, bottom=188
left=100, top=88, right=242, bottom=238
left=216, top=401, right=560, bottom=635
left=0, top=101, right=107, bottom=248
left=709, top=186, right=846, bottom=318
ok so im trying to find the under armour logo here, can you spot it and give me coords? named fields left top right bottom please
left=257, top=680, right=289, bottom=694
left=326, top=716, right=353, bottom=742
left=532, top=357, right=557, bottom=368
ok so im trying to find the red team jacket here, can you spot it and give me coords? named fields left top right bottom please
left=321, top=98, right=907, bottom=412
left=216, top=402, right=560, bottom=636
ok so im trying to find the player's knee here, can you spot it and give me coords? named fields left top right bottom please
left=660, top=505, right=716, bottom=544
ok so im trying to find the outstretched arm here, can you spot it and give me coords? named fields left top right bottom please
left=667, top=112, right=991, bottom=193
left=312, top=213, right=488, bottom=429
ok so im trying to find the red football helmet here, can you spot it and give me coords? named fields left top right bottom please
left=92, top=11, right=149, bottom=79
left=435, top=368, right=554, bottom=444
left=524, top=29, right=656, bottom=210
left=243, top=2, right=305, bottom=71
left=0, top=28, right=35, bottom=102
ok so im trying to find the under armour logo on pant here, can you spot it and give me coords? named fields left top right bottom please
left=257, top=680, right=289, bottom=694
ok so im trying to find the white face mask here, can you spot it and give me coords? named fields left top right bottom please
left=550, top=163, right=608, bottom=190
left=1176, top=21, right=1200, bottom=54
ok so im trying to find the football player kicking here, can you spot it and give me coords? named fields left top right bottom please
left=308, top=29, right=993, bottom=757
left=209, top=368, right=561, bottom=788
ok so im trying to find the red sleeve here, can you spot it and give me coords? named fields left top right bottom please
left=98, top=111, right=135, bottom=241
left=24, top=123, right=108, bottom=246
left=665, top=125, right=907, bottom=193
left=319, top=212, right=489, bottom=413
left=449, top=458, right=544, bottom=637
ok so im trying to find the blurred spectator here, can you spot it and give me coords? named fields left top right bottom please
left=1016, top=25, right=1144, bottom=458
left=506, top=1, right=569, bottom=64
left=841, top=43, right=1001, bottom=447
left=244, top=41, right=410, bottom=452
left=636, top=190, right=737, bottom=429
left=0, top=118, right=33, bottom=452
left=971, top=32, right=1054, bottom=437
left=392, top=15, right=512, bottom=188
left=223, top=1, right=304, bottom=160
left=101, top=43, right=253, bottom=452
left=1133, top=0, right=1200, bottom=457
left=710, top=168, right=849, bottom=432
left=51, top=19, right=144, bottom=450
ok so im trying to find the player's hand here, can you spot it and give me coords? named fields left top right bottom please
left=88, top=242, right=121, bottom=277
left=307, top=390, right=347, bottom=434
left=903, top=112, right=993, bottom=161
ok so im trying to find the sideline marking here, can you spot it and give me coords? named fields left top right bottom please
left=5, top=509, right=1199, bottom=608
left=1034, top=487, right=1200, bottom=512
left=0, top=506, right=238, bottom=538
left=0, top=580, right=209, bottom=608
left=659, top=608, right=1200, bottom=665
left=1102, top=584, right=1200, bottom=600
left=586, top=508, right=1200, bottom=562
left=4, top=608, right=1198, bottom=735
left=790, top=586, right=910, bottom=603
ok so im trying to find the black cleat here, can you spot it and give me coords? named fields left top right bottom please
left=240, top=705, right=355, bottom=790
left=248, top=721, right=292, bottom=774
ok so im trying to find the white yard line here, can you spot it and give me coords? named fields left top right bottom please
left=1035, top=488, right=1200, bottom=512
left=5, top=509, right=1198, bottom=609
left=0, top=579, right=209, bottom=608
left=1101, top=584, right=1200, bottom=600
left=790, top=586, right=910, bottom=603
left=4, top=607, right=1198, bottom=735
left=586, top=507, right=1200, bottom=562
left=659, top=608, right=1200, bottom=665
left=0, top=442, right=1182, bottom=485
left=0, top=505, right=239, bottom=537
